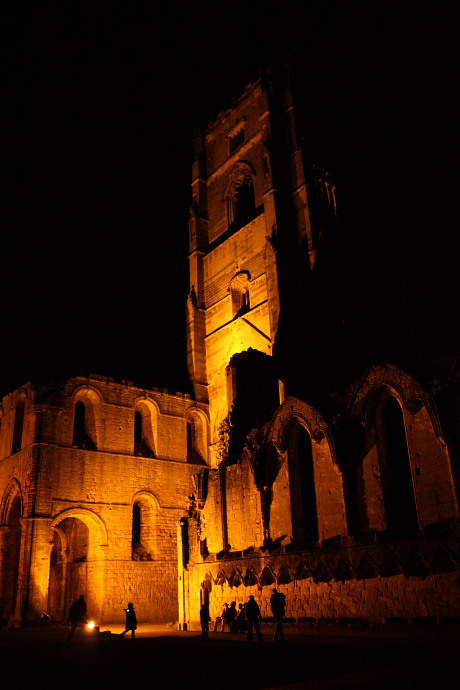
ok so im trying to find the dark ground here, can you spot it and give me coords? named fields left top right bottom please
left=1, top=622, right=459, bottom=690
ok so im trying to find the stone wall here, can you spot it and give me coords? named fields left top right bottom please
left=184, top=539, right=460, bottom=629
left=0, top=377, right=207, bottom=624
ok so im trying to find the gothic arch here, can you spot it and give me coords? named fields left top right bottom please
left=0, top=478, right=23, bottom=525
left=269, top=397, right=335, bottom=459
left=349, top=365, right=458, bottom=531
left=225, top=160, right=256, bottom=228
left=349, top=364, right=441, bottom=435
left=0, top=479, right=23, bottom=623
left=267, top=397, right=347, bottom=544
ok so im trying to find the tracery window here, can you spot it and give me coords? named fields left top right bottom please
left=226, top=161, right=256, bottom=229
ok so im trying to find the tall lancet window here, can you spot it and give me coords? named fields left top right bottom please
left=226, top=161, right=256, bottom=229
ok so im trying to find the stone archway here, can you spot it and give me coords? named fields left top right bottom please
left=0, top=480, right=23, bottom=624
left=268, top=396, right=347, bottom=544
left=49, top=509, right=107, bottom=623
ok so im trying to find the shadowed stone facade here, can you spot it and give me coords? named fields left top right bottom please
left=182, top=65, right=460, bottom=629
left=1, top=63, right=460, bottom=629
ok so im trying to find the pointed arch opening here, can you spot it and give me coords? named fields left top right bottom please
left=0, top=481, right=23, bottom=623
left=375, top=391, right=418, bottom=532
left=11, top=395, right=26, bottom=454
left=226, top=161, right=256, bottom=230
left=286, top=419, right=319, bottom=544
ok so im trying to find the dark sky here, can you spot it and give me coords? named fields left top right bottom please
left=2, top=1, right=459, bottom=398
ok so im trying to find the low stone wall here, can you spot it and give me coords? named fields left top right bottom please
left=185, top=533, right=460, bottom=628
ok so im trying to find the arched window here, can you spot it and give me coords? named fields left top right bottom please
left=230, top=272, right=250, bottom=318
left=180, top=517, right=190, bottom=568
left=132, top=503, right=141, bottom=547
left=131, top=499, right=154, bottom=561
left=72, top=401, right=96, bottom=450
left=287, top=420, right=319, bottom=544
left=0, top=481, right=22, bottom=620
left=375, top=393, right=418, bottom=531
left=133, top=402, right=156, bottom=457
left=187, top=420, right=203, bottom=462
left=134, top=409, right=155, bottom=457
left=11, top=396, right=25, bottom=454
left=226, top=161, right=256, bottom=229
left=186, top=410, right=208, bottom=464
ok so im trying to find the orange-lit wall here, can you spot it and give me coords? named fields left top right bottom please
left=0, top=377, right=207, bottom=624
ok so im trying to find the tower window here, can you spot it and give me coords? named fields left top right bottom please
left=226, top=162, right=256, bottom=229
left=72, top=401, right=96, bottom=450
left=230, top=272, right=251, bottom=318
left=11, top=398, right=25, bottom=455
left=228, top=127, right=245, bottom=154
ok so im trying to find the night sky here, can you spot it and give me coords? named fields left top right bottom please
left=3, top=1, right=459, bottom=398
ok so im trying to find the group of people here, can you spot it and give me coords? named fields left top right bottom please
left=200, top=589, right=287, bottom=642
left=209, top=600, right=249, bottom=634
left=27, top=589, right=285, bottom=643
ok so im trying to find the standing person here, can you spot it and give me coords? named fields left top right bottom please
left=65, top=594, right=88, bottom=642
left=213, top=602, right=229, bottom=632
left=199, top=604, right=210, bottom=637
left=120, top=602, right=137, bottom=638
left=270, top=588, right=286, bottom=642
left=224, top=601, right=237, bottom=632
left=235, top=603, right=248, bottom=632
left=245, top=595, right=263, bottom=642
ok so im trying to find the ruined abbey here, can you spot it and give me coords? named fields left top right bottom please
left=1, top=64, right=460, bottom=629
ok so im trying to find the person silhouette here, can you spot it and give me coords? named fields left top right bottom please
left=224, top=601, right=237, bottom=632
left=199, top=604, right=210, bottom=637
left=65, top=595, right=88, bottom=641
left=235, top=603, right=248, bottom=632
left=213, top=602, right=229, bottom=632
left=245, top=595, right=263, bottom=642
left=270, top=588, right=286, bottom=642
left=120, top=602, right=137, bottom=638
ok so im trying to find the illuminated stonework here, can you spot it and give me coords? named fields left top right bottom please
left=0, top=377, right=208, bottom=625
left=1, top=65, right=460, bottom=629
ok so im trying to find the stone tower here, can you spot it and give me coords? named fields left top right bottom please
left=186, top=63, right=336, bottom=468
